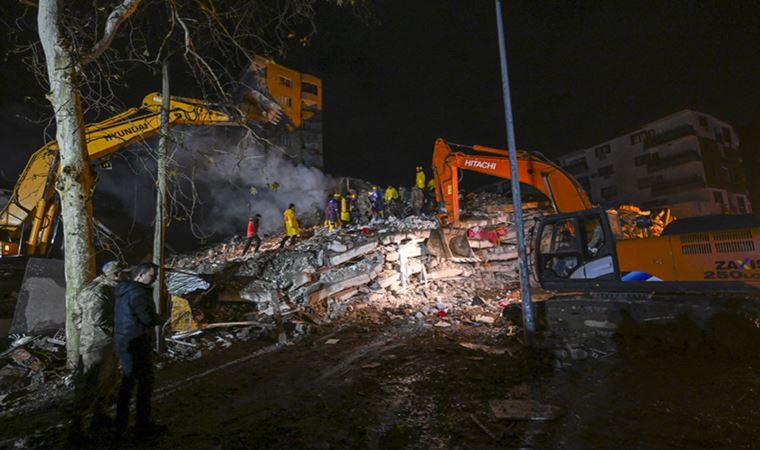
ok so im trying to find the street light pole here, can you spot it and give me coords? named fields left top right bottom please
left=494, top=0, right=536, bottom=344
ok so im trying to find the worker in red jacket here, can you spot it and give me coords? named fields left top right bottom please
left=242, top=214, right=262, bottom=255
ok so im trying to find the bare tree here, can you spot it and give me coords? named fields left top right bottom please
left=15, top=0, right=368, bottom=368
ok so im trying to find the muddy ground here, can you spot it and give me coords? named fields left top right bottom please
left=2, top=317, right=760, bottom=449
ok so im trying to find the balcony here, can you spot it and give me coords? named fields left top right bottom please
left=644, top=124, right=696, bottom=149
left=650, top=175, right=705, bottom=196
left=647, top=149, right=701, bottom=173
left=564, top=160, right=589, bottom=175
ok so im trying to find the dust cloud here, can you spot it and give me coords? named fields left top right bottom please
left=95, top=127, right=335, bottom=240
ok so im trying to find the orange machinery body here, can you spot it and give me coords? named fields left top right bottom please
left=431, top=137, right=760, bottom=292
left=615, top=228, right=760, bottom=287
left=431, top=138, right=592, bottom=225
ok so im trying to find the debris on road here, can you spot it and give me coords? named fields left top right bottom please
left=488, top=399, right=561, bottom=421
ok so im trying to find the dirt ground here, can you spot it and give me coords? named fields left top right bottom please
left=2, top=317, right=760, bottom=449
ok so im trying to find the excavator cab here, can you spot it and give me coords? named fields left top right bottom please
left=535, top=208, right=621, bottom=290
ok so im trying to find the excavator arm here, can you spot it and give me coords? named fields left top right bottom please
left=0, top=93, right=254, bottom=256
left=431, top=138, right=593, bottom=225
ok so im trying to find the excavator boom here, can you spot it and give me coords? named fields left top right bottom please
left=0, top=93, right=253, bottom=256
left=432, top=138, right=592, bottom=225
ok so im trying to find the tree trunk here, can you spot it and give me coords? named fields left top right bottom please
left=38, top=0, right=96, bottom=369
left=153, top=59, right=170, bottom=352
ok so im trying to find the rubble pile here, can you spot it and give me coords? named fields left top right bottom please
left=163, top=208, right=536, bottom=359
left=615, top=204, right=675, bottom=238
left=0, top=331, right=71, bottom=411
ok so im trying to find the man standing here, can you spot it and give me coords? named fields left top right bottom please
left=68, top=261, right=126, bottom=444
left=341, top=192, right=357, bottom=224
left=415, top=166, right=426, bottom=189
left=114, top=262, right=165, bottom=438
left=368, top=186, right=385, bottom=219
left=241, top=214, right=262, bottom=255
left=324, top=193, right=341, bottom=230
left=280, top=203, right=300, bottom=248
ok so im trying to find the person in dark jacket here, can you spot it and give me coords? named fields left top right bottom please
left=114, top=262, right=165, bottom=438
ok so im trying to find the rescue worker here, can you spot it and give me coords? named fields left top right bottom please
left=114, top=262, right=165, bottom=438
left=341, top=192, right=356, bottom=224
left=415, top=166, right=426, bottom=189
left=368, top=186, right=385, bottom=219
left=324, top=193, right=341, bottom=230
left=280, top=203, right=300, bottom=248
left=241, top=214, right=262, bottom=255
left=68, top=260, right=126, bottom=444
left=424, top=178, right=437, bottom=214
left=385, top=185, right=399, bottom=217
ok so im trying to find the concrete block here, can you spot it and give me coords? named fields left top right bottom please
left=309, top=273, right=371, bottom=303
left=427, top=267, right=464, bottom=280
left=10, top=258, right=66, bottom=335
left=328, top=240, right=348, bottom=253
left=327, top=241, right=377, bottom=266
left=239, top=280, right=278, bottom=305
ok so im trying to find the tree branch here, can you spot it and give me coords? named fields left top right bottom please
left=80, top=0, right=141, bottom=66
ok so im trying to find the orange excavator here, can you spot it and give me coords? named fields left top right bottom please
left=431, top=138, right=760, bottom=293
left=0, top=93, right=275, bottom=258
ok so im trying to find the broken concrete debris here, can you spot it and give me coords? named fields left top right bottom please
left=488, top=399, right=561, bottom=421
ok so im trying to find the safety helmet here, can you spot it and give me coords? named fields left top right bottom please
left=333, top=193, right=341, bottom=198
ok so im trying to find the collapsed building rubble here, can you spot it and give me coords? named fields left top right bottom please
left=159, top=190, right=679, bottom=361
left=0, top=189, right=680, bottom=412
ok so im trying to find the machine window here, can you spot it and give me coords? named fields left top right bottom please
left=581, top=216, right=605, bottom=259
left=540, top=219, right=580, bottom=278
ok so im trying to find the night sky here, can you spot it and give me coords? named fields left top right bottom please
left=285, top=0, right=760, bottom=187
left=2, top=1, right=760, bottom=190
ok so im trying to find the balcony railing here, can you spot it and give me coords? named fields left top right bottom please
left=650, top=175, right=705, bottom=196
left=644, top=124, right=696, bottom=149
left=647, top=149, right=701, bottom=172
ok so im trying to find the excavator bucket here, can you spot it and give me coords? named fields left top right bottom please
left=426, top=227, right=476, bottom=259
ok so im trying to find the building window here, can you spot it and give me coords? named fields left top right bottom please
left=601, top=186, right=617, bottom=200
left=637, top=175, right=663, bottom=189
left=630, top=130, right=653, bottom=145
left=279, top=76, right=292, bottom=87
left=565, top=156, right=589, bottom=174
left=279, top=96, right=293, bottom=108
left=577, top=176, right=591, bottom=192
left=634, top=154, right=650, bottom=166
left=594, top=144, right=611, bottom=160
left=699, top=115, right=708, bottom=128
left=597, top=165, right=614, bottom=177
left=713, top=191, right=724, bottom=204
left=737, top=196, right=747, bottom=213
left=302, top=82, right=318, bottom=94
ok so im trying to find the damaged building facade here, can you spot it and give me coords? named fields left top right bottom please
left=251, top=56, right=324, bottom=168
left=558, top=110, right=752, bottom=217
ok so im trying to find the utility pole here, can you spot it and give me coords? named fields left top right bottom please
left=494, top=0, right=536, bottom=344
left=153, top=59, right=170, bottom=352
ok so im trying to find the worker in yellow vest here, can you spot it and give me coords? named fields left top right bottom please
left=415, top=166, right=426, bottom=189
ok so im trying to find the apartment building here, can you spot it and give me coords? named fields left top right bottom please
left=250, top=56, right=324, bottom=168
left=558, top=110, right=751, bottom=218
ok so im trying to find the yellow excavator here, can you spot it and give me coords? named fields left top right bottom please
left=0, top=93, right=274, bottom=258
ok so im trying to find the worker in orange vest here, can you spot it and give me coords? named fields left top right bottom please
left=242, top=214, right=262, bottom=255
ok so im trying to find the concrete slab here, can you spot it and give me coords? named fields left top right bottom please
left=10, top=258, right=66, bottom=335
